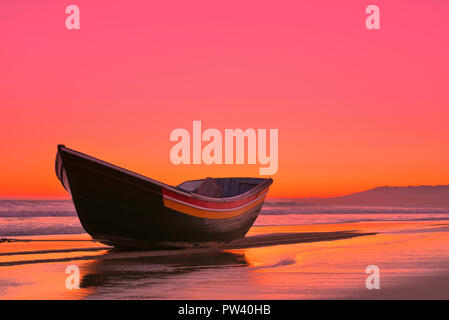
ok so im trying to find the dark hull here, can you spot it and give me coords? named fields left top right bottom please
left=56, top=145, right=272, bottom=248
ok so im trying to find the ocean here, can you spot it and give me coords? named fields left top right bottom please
left=2, top=199, right=449, bottom=237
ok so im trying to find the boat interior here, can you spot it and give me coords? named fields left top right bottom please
left=177, top=177, right=268, bottom=198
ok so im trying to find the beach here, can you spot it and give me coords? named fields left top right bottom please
left=1, top=0, right=448, bottom=303
left=2, top=219, right=449, bottom=299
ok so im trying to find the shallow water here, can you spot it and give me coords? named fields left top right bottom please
left=1, top=221, right=449, bottom=299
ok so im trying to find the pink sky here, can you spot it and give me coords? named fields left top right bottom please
left=1, top=0, right=448, bottom=198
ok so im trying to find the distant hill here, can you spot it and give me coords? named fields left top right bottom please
left=306, top=185, right=449, bottom=207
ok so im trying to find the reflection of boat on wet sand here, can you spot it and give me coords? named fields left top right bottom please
left=55, top=145, right=273, bottom=249
left=80, top=251, right=248, bottom=292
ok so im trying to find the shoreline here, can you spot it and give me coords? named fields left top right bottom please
left=0, top=230, right=374, bottom=267
left=1, top=220, right=449, bottom=299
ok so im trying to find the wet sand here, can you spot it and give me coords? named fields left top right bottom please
left=1, top=220, right=449, bottom=299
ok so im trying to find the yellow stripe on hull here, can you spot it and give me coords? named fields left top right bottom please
left=163, top=194, right=267, bottom=219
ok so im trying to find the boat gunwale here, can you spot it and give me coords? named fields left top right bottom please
left=58, top=145, right=273, bottom=203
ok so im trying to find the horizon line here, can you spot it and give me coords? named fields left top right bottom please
left=1, top=184, right=449, bottom=201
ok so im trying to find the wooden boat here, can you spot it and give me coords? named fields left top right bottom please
left=55, top=145, right=273, bottom=248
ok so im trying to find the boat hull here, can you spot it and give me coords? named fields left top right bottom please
left=56, top=146, right=271, bottom=248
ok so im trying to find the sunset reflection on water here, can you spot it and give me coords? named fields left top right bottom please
left=2, top=221, right=449, bottom=299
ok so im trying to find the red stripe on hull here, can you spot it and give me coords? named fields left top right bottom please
left=162, top=189, right=259, bottom=209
